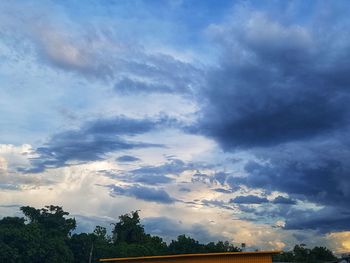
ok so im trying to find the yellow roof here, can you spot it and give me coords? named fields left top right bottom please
left=99, top=251, right=281, bottom=262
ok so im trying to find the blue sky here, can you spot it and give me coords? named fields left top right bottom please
left=1, top=0, right=350, bottom=253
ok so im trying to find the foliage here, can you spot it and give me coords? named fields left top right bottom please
left=272, top=244, right=337, bottom=262
left=0, top=206, right=76, bottom=263
left=0, top=205, right=338, bottom=263
left=112, top=211, right=145, bottom=244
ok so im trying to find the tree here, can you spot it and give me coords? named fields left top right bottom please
left=112, top=211, right=146, bottom=244
left=69, top=233, right=94, bottom=263
left=0, top=217, right=26, bottom=262
left=111, top=211, right=169, bottom=257
left=169, top=235, right=204, bottom=254
left=273, top=244, right=337, bottom=263
left=21, top=205, right=76, bottom=237
left=205, top=241, right=241, bottom=253
left=293, top=244, right=311, bottom=262
left=20, top=205, right=75, bottom=262
left=0, top=205, right=339, bottom=262
left=311, top=246, right=336, bottom=262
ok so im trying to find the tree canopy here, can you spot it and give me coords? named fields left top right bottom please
left=0, top=205, right=337, bottom=263
left=272, top=244, right=337, bottom=263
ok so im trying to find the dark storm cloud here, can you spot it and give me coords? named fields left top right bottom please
left=230, top=195, right=268, bottom=204
left=233, top=201, right=310, bottom=227
left=109, top=184, right=175, bottom=204
left=239, top=136, right=350, bottom=209
left=226, top=134, right=350, bottom=231
left=24, top=116, right=164, bottom=172
left=192, top=7, right=350, bottom=232
left=195, top=12, right=350, bottom=149
left=284, top=207, right=350, bottom=233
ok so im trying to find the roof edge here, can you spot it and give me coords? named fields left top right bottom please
left=100, top=251, right=282, bottom=262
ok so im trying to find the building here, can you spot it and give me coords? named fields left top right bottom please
left=99, top=251, right=281, bottom=263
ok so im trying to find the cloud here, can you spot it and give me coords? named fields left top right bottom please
left=130, top=158, right=189, bottom=175
left=272, top=196, right=297, bottom=205
left=195, top=10, right=350, bottom=149
left=211, top=171, right=230, bottom=185
left=109, top=184, right=175, bottom=204
left=108, top=158, right=193, bottom=185
left=240, top=136, right=350, bottom=208
left=202, top=199, right=234, bottom=210
left=128, top=174, right=174, bottom=185
left=1, top=0, right=350, bottom=249
left=284, top=207, right=350, bottom=233
left=0, top=0, right=203, bottom=98
left=230, top=195, right=269, bottom=204
left=0, top=144, right=55, bottom=189
left=0, top=204, right=22, bottom=208
left=110, top=53, right=201, bottom=96
left=228, top=134, right=350, bottom=232
left=179, top=187, right=191, bottom=193
left=114, top=77, right=189, bottom=95
left=213, top=188, right=233, bottom=194
left=190, top=4, right=350, bottom=234
left=24, top=116, right=165, bottom=172
left=143, top=216, right=224, bottom=243
left=116, top=155, right=141, bottom=162
left=73, top=214, right=114, bottom=234
left=0, top=183, right=20, bottom=190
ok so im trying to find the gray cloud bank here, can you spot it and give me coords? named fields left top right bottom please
left=193, top=4, right=350, bottom=233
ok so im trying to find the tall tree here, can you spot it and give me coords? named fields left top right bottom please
left=112, top=211, right=146, bottom=244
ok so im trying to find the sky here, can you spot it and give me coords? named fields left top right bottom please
left=1, top=0, right=350, bottom=254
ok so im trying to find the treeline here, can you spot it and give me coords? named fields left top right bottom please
left=0, top=205, right=240, bottom=262
left=0, top=205, right=337, bottom=263
left=272, top=244, right=337, bottom=263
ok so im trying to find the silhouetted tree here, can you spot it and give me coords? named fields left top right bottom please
left=273, top=244, right=337, bottom=262
left=112, top=211, right=146, bottom=244
left=0, top=206, right=338, bottom=262
left=169, top=234, right=204, bottom=254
